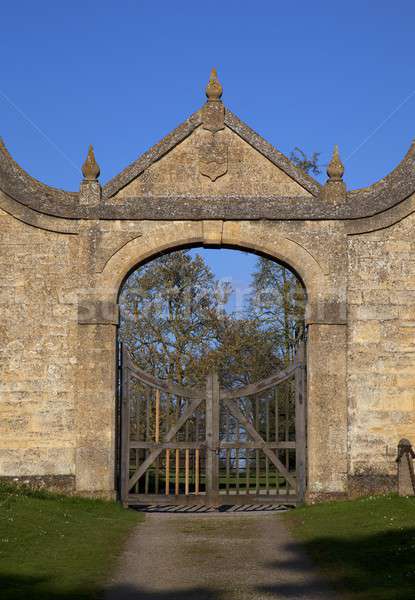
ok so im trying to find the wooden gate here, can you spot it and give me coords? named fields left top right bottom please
left=119, top=343, right=306, bottom=506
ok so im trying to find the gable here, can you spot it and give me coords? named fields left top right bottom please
left=112, top=124, right=313, bottom=200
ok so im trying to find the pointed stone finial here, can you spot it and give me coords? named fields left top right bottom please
left=327, top=144, right=344, bottom=181
left=80, top=145, right=101, bottom=205
left=321, top=144, right=346, bottom=202
left=206, top=68, right=223, bottom=103
left=82, top=145, right=100, bottom=181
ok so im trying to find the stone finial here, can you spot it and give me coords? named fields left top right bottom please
left=321, top=144, right=346, bottom=202
left=206, top=68, right=223, bottom=103
left=82, top=145, right=100, bottom=181
left=202, top=68, right=225, bottom=132
left=80, top=145, right=101, bottom=205
left=327, top=144, right=344, bottom=181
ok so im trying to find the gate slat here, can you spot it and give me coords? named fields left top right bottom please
left=223, top=397, right=297, bottom=489
left=128, top=395, right=204, bottom=491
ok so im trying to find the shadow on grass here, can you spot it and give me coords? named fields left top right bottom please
left=1, top=574, right=221, bottom=600
left=4, top=529, right=415, bottom=600
left=257, top=528, right=415, bottom=600
left=104, top=585, right=221, bottom=600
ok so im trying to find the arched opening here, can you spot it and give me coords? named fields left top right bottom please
left=116, top=246, right=307, bottom=507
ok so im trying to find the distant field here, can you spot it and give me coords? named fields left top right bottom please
left=285, top=495, right=415, bottom=600
left=0, top=484, right=142, bottom=600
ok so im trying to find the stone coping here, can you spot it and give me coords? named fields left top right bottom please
left=1, top=105, right=414, bottom=222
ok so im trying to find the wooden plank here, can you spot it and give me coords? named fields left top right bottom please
left=195, top=448, right=200, bottom=495
left=224, top=397, right=297, bottom=488
left=145, top=389, right=150, bottom=493
left=256, top=396, right=260, bottom=494
left=175, top=448, right=180, bottom=496
left=129, top=441, right=295, bottom=449
left=126, top=493, right=297, bottom=507
left=134, top=448, right=139, bottom=494
left=130, top=441, right=207, bottom=449
left=220, top=441, right=296, bottom=449
left=155, top=456, right=160, bottom=495
left=126, top=354, right=205, bottom=399
left=221, top=365, right=297, bottom=400
left=144, top=450, right=149, bottom=494
left=155, top=388, right=160, bottom=443
left=226, top=448, right=230, bottom=494
left=206, top=371, right=219, bottom=500
left=185, top=448, right=190, bottom=495
left=246, top=448, right=250, bottom=494
left=265, top=453, right=269, bottom=495
left=165, top=449, right=170, bottom=496
left=275, top=386, right=280, bottom=495
left=128, top=395, right=204, bottom=490
left=236, top=414, right=240, bottom=494
left=285, top=382, right=289, bottom=471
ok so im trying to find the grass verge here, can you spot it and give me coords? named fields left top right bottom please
left=285, top=494, right=415, bottom=600
left=0, top=483, right=143, bottom=599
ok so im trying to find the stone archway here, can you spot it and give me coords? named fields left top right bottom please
left=74, top=220, right=347, bottom=502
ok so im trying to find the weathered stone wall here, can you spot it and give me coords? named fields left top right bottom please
left=1, top=86, right=414, bottom=501
left=1, top=200, right=414, bottom=499
left=347, top=210, right=415, bottom=495
left=0, top=206, right=78, bottom=490
left=114, top=126, right=311, bottom=199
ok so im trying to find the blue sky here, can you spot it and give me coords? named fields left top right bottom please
left=2, top=1, right=414, bottom=282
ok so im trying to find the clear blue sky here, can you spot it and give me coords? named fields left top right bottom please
left=2, top=1, right=414, bottom=282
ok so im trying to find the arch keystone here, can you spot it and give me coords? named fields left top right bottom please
left=203, top=220, right=223, bottom=245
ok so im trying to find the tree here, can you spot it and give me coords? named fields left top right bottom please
left=119, top=248, right=306, bottom=387
left=247, top=258, right=306, bottom=365
left=119, top=250, right=231, bottom=385
left=289, top=147, right=321, bottom=176
left=206, top=314, right=282, bottom=387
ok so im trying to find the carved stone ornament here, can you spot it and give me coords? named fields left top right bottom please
left=82, top=145, right=100, bottom=181
left=199, top=137, right=228, bottom=181
left=327, top=144, right=345, bottom=181
left=205, top=67, right=223, bottom=102
left=321, top=144, right=346, bottom=202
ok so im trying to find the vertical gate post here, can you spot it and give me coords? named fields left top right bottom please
left=206, top=370, right=220, bottom=505
left=295, top=341, right=307, bottom=502
left=119, top=348, right=131, bottom=506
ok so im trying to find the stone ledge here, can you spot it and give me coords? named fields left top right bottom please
left=0, top=474, right=75, bottom=493
left=305, top=491, right=349, bottom=504
left=74, top=489, right=117, bottom=501
left=348, top=473, right=397, bottom=498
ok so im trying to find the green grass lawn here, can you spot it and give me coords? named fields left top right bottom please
left=0, top=483, right=143, bottom=600
left=285, top=495, right=415, bottom=600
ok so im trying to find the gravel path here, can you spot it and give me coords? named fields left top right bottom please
left=105, top=512, right=333, bottom=600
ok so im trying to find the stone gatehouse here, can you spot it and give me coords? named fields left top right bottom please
left=1, top=70, right=414, bottom=502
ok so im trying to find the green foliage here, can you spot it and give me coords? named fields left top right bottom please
left=120, top=250, right=230, bottom=384
left=289, top=147, right=321, bottom=176
left=285, top=495, right=415, bottom=600
left=248, top=257, right=306, bottom=364
left=0, top=484, right=142, bottom=599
